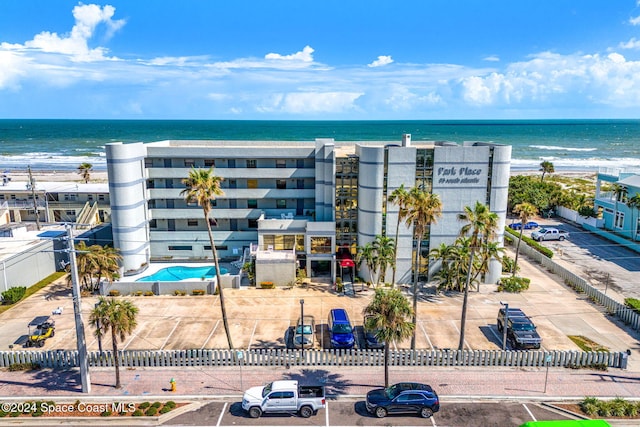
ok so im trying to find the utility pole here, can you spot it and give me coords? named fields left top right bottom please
left=27, top=166, right=41, bottom=230
left=66, top=224, right=91, bottom=393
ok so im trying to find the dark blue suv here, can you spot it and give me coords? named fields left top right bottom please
left=328, top=308, right=355, bottom=349
left=365, top=382, right=440, bottom=418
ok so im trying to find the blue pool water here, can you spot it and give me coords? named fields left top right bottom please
left=136, top=265, right=228, bottom=282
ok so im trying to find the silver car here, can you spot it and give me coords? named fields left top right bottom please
left=293, top=315, right=316, bottom=349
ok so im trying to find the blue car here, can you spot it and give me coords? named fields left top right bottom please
left=509, top=221, right=539, bottom=230
left=365, top=382, right=440, bottom=418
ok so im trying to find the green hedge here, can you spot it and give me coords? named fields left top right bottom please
left=625, top=298, right=640, bottom=314
left=1, top=286, right=26, bottom=304
left=504, top=227, right=554, bottom=259
left=497, top=276, right=530, bottom=293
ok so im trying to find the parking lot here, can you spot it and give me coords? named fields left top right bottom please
left=1, top=243, right=638, bottom=367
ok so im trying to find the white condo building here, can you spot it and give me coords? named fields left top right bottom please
left=106, top=135, right=511, bottom=285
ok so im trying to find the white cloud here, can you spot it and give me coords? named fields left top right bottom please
left=265, top=46, right=314, bottom=62
left=256, top=91, right=363, bottom=114
left=629, top=15, right=640, bottom=26
left=483, top=55, right=500, bottom=62
left=618, top=37, right=640, bottom=49
left=368, top=55, right=393, bottom=67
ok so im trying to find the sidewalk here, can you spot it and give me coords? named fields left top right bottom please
left=1, top=365, right=639, bottom=401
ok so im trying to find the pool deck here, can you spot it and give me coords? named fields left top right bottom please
left=124, top=261, right=240, bottom=282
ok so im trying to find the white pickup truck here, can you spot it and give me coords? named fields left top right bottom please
left=242, top=380, right=326, bottom=418
left=531, top=227, right=569, bottom=241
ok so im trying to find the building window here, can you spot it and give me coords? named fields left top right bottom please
left=64, top=194, right=77, bottom=201
left=247, top=159, right=257, bottom=168
left=277, top=199, right=287, bottom=209
left=149, top=219, right=157, bottom=229
left=87, top=194, right=94, bottom=201
left=145, top=159, right=153, bottom=168
left=310, top=237, right=332, bottom=254
left=248, top=199, right=257, bottom=209
left=247, top=179, right=258, bottom=189
left=168, top=245, right=192, bottom=251
left=276, top=159, right=286, bottom=168
left=184, top=159, right=195, bottom=168
left=205, top=245, right=227, bottom=251
left=66, top=210, right=75, bottom=216
left=98, top=194, right=105, bottom=201
left=205, top=159, right=215, bottom=167
left=228, top=179, right=237, bottom=189
left=615, top=211, right=625, bottom=229
left=187, top=219, right=198, bottom=226
left=276, top=179, right=287, bottom=189
left=248, top=219, right=258, bottom=228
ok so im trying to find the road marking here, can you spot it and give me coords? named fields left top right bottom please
left=216, top=402, right=227, bottom=427
left=160, top=320, right=180, bottom=350
left=523, top=403, right=537, bottom=421
left=431, top=413, right=438, bottom=426
left=420, top=321, right=434, bottom=350
left=247, top=320, right=258, bottom=350
left=201, top=319, right=220, bottom=349
left=450, top=320, right=473, bottom=351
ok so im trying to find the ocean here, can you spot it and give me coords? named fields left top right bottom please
left=1, top=119, right=639, bottom=172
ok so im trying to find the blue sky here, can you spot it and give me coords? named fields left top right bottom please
left=1, top=1, right=640, bottom=120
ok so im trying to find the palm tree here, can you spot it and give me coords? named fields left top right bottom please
left=457, top=201, right=499, bottom=351
left=74, top=241, right=101, bottom=290
left=387, top=185, right=411, bottom=285
left=372, top=235, right=395, bottom=285
left=539, top=161, right=554, bottom=182
left=429, top=242, right=463, bottom=292
left=77, top=162, right=93, bottom=183
left=181, top=167, right=233, bottom=349
left=90, top=297, right=138, bottom=389
left=356, top=242, right=377, bottom=288
left=626, top=193, right=640, bottom=240
left=403, top=187, right=442, bottom=349
left=363, top=288, right=414, bottom=388
left=512, top=202, right=537, bottom=276
left=94, top=245, right=123, bottom=290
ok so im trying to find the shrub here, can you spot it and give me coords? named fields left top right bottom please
left=260, top=281, right=275, bottom=289
left=568, top=335, right=609, bottom=352
left=580, top=397, right=599, bottom=416
left=8, top=362, right=40, bottom=371
left=164, top=401, right=176, bottom=409
left=192, top=289, right=205, bottom=296
left=2, top=286, right=26, bottom=304
left=132, top=409, right=143, bottom=417
left=134, top=291, right=143, bottom=296
left=0, top=410, right=7, bottom=417
left=138, top=402, right=150, bottom=409
left=151, top=402, right=162, bottom=408
left=174, top=290, right=186, bottom=296
left=624, top=297, right=640, bottom=314
left=145, top=407, right=158, bottom=416
left=143, top=291, right=154, bottom=296
left=160, top=406, right=172, bottom=414
left=497, top=276, right=530, bottom=293
left=100, top=410, right=112, bottom=416
left=108, top=290, right=120, bottom=297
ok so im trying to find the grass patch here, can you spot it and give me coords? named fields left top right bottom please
left=0, top=272, right=65, bottom=315
left=568, top=335, right=609, bottom=352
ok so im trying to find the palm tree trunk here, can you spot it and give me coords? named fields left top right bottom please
left=384, top=342, right=390, bottom=388
left=112, top=328, right=121, bottom=389
left=206, top=216, right=234, bottom=349
left=458, top=248, right=475, bottom=351
left=410, top=239, right=421, bottom=350
left=391, top=215, right=401, bottom=286
left=513, top=228, right=524, bottom=276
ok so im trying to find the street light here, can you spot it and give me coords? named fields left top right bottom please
left=500, top=301, right=509, bottom=351
left=299, top=299, right=305, bottom=359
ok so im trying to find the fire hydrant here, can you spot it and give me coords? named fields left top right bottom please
left=170, top=378, right=176, bottom=392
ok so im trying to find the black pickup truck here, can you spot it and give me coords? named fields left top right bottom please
left=497, top=307, right=542, bottom=350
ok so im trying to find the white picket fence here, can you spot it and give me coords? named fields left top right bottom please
left=0, top=348, right=628, bottom=370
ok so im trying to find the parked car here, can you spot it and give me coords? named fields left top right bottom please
left=509, top=221, right=539, bottom=230
left=531, top=227, right=568, bottom=241
left=328, top=308, right=355, bottom=349
left=365, top=382, right=440, bottom=418
left=363, top=315, right=385, bottom=349
left=293, top=315, right=315, bottom=349
left=496, top=307, right=542, bottom=350
left=242, top=380, right=325, bottom=418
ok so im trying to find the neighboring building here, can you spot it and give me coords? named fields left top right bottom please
left=593, top=168, right=640, bottom=248
left=106, top=136, right=511, bottom=284
left=0, top=180, right=110, bottom=228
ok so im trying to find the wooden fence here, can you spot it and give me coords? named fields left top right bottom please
left=0, top=348, right=628, bottom=370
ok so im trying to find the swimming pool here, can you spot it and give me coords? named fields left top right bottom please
left=136, top=265, right=228, bottom=282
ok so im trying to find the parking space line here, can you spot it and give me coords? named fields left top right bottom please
left=160, top=320, right=180, bottom=350
left=325, top=400, right=329, bottom=427
left=216, top=402, right=227, bottom=427
left=431, top=414, right=438, bottom=426
left=449, top=320, right=473, bottom=351
left=522, top=403, right=537, bottom=421
left=247, top=320, right=258, bottom=350
left=419, top=321, right=434, bottom=350
left=201, top=319, right=220, bottom=349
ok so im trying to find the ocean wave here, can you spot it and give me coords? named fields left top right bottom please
left=510, top=157, right=640, bottom=171
left=529, top=145, right=598, bottom=152
left=0, top=154, right=107, bottom=171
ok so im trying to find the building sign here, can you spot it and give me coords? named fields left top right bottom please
left=436, top=166, right=487, bottom=186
